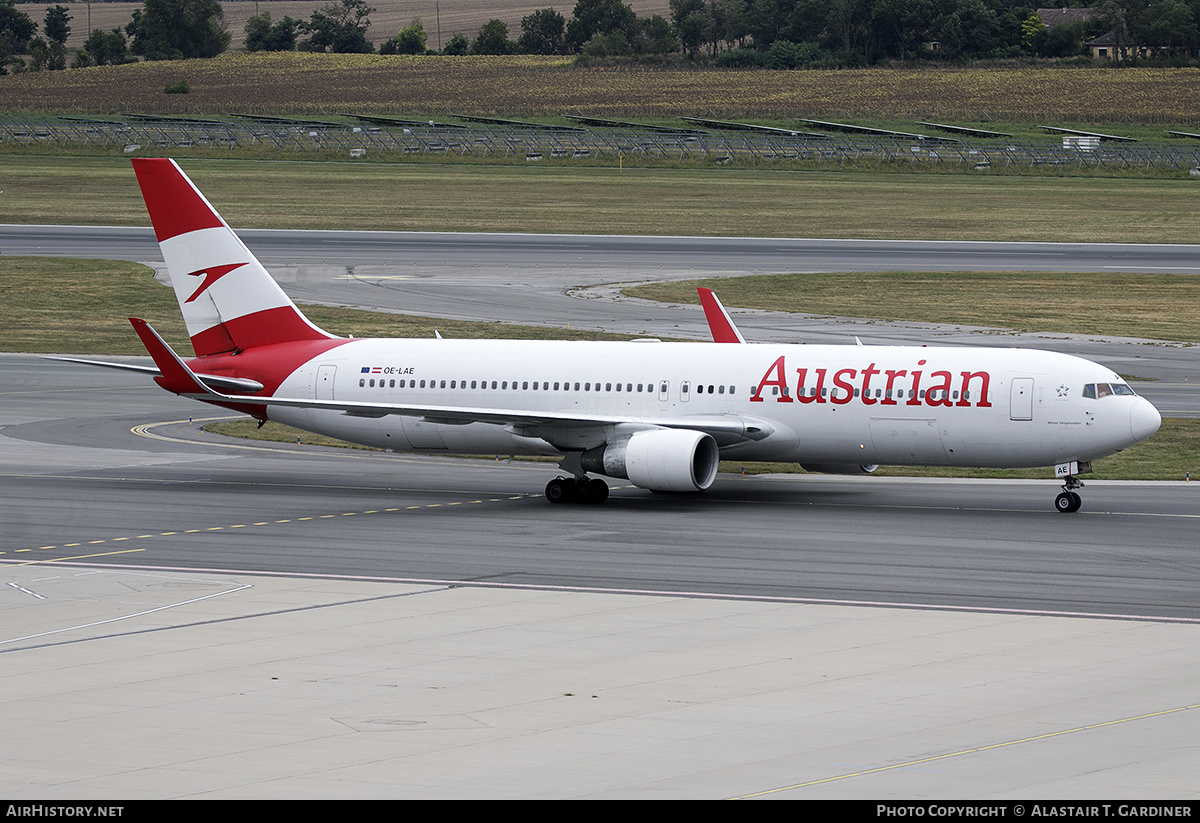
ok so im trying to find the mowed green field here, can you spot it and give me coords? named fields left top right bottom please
left=3, top=155, right=1200, bottom=243
left=0, top=258, right=640, bottom=355
left=628, top=272, right=1200, bottom=344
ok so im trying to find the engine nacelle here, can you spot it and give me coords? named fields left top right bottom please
left=580, top=429, right=720, bottom=493
left=800, top=463, right=879, bottom=475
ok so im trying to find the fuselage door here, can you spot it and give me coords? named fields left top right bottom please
left=316, top=364, right=337, bottom=400
left=1010, top=378, right=1034, bottom=421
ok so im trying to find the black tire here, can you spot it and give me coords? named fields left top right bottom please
left=1055, top=492, right=1076, bottom=513
left=546, top=478, right=569, bottom=504
left=587, top=478, right=609, bottom=504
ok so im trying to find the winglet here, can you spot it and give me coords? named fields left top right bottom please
left=698, top=288, right=746, bottom=343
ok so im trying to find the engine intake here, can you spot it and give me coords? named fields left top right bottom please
left=581, top=429, right=719, bottom=492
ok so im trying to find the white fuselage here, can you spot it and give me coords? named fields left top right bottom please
left=266, top=338, right=1158, bottom=469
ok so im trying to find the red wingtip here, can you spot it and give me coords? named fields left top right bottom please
left=132, top=158, right=224, bottom=243
left=698, top=288, right=744, bottom=344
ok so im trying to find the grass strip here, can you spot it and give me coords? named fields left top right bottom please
left=627, top=271, right=1200, bottom=345
left=5, top=155, right=1200, bottom=243
left=0, top=257, right=647, bottom=355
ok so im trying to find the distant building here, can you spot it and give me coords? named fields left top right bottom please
left=1035, top=7, right=1154, bottom=60
left=1036, top=7, right=1104, bottom=28
left=1086, top=23, right=1153, bottom=60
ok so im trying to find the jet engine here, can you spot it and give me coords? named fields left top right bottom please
left=580, top=429, right=720, bottom=492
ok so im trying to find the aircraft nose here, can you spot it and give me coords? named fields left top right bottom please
left=1130, top=397, right=1162, bottom=443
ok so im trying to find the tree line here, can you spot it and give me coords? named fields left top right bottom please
left=247, top=0, right=1200, bottom=65
left=1, top=0, right=232, bottom=70
left=3, top=0, right=1199, bottom=74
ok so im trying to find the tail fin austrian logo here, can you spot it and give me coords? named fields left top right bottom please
left=185, top=262, right=248, bottom=303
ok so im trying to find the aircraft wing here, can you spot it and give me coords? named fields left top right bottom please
left=128, top=319, right=772, bottom=444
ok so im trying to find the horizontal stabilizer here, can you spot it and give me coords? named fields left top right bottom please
left=46, top=355, right=264, bottom=393
left=129, top=318, right=231, bottom=398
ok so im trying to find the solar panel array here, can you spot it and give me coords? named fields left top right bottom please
left=5, top=114, right=1200, bottom=173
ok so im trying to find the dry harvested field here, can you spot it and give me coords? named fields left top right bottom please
left=3, top=51, right=1200, bottom=121
left=29, top=0, right=670, bottom=51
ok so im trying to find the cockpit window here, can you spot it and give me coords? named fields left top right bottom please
left=1084, top=382, right=1137, bottom=399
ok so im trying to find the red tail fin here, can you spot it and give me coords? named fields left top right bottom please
left=132, top=159, right=335, bottom=356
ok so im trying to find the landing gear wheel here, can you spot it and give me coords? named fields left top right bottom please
left=546, top=476, right=608, bottom=504
left=585, top=478, right=609, bottom=504
left=546, top=478, right=571, bottom=504
left=1055, top=475, right=1085, bottom=513
left=1054, top=491, right=1082, bottom=513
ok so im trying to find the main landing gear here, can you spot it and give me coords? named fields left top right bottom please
left=546, top=476, right=609, bottom=504
left=1055, top=476, right=1084, bottom=513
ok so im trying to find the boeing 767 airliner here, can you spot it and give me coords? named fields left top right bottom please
left=63, top=159, right=1162, bottom=512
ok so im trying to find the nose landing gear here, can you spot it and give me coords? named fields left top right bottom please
left=1055, top=476, right=1084, bottom=513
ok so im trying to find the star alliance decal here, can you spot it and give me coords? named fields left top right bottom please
left=1056, top=384, right=1070, bottom=397
left=185, top=262, right=248, bottom=303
